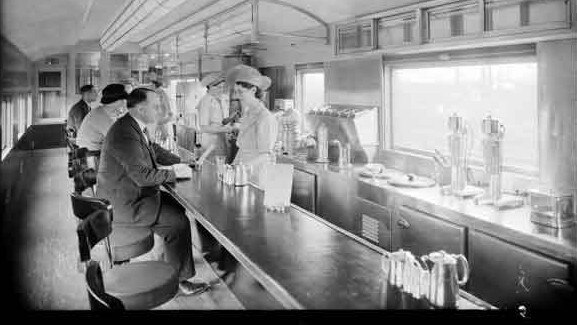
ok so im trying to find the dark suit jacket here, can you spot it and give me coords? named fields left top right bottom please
left=67, top=100, right=91, bottom=136
left=96, top=113, right=181, bottom=227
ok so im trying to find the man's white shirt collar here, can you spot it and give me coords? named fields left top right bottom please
left=130, top=113, right=148, bottom=139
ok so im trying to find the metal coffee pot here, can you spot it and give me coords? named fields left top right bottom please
left=421, top=250, right=469, bottom=309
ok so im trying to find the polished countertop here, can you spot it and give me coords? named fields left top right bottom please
left=163, top=163, right=492, bottom=310
left=278, top=155, right=577, bottom=262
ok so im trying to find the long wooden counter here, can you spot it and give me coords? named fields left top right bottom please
left=163, top=163, right=492, bottom=310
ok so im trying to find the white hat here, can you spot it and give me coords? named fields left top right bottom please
left=226, top=64, right=271, bottom=91
left=200, top=73, right=225, bottom=88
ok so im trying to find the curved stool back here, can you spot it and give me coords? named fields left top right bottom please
left=77, top=205, right=179, bottom=310
left=85, top=260, right=125, bottom=310
left=69, top=148, right=99, bottom=195
left=71, top=193, right=154, bottom=262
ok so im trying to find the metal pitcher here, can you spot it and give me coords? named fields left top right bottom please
left=401, top=251, right=416, bottom=293
left=390, top=249, right=407, bottom=288
left=421, top=250, right=469, bottom=308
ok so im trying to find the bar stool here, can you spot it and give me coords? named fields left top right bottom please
left=77, top=206, right=179, bottom=310
left=69, top=147, right=100, bottom=195
left=71, top=193, right=154, bottom=263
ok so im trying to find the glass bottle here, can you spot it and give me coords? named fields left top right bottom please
left=447, top=113, right=468, bottom=195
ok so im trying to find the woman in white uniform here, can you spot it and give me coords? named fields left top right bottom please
left=195, top=73, right=232, bottom=159
left=228, top=65, right=277, bottom=167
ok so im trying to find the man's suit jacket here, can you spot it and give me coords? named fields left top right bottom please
left=67, top=100, right=91, bottom=136
left=96, top=113, right=181, bottom=227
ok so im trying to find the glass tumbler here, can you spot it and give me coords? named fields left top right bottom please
left=215, top=155, right=226, bottom=180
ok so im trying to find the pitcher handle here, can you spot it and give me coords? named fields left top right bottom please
left=454, top=254, right=470, bottom=286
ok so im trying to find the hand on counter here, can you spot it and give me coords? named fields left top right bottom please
left=158, top=163, right=192, bottom=179
left=177, top=147, right=197, bottom=165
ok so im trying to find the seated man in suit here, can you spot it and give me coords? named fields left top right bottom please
left=96, top=87, right=209, bottom=295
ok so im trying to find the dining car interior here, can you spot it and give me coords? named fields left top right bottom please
left=1, top=0, right=576, bottom=318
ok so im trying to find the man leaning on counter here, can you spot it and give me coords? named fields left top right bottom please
left=96, top=87, right=209, bottom=296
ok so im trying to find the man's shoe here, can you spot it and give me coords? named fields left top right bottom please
left=179, top=280, right=210, bottom=296
left=202, top=252, right=220, bottom=264
left=210, top=263, right=229, bottom=279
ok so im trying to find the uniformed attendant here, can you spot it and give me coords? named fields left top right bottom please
left=227, top=65, right=276, bottom=168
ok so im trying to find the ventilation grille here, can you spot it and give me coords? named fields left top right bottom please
left=361, top=214, right=379, bottom=244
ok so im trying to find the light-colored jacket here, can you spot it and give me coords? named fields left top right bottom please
left=233, top=102, right=277, bottom=167
left=76, top=105, right=116, bottom=151
left=196, top=93, right=227, bottom=157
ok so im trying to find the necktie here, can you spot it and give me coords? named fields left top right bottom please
left=143, top=127, right=150, bottom=145
left=142, top=127, right=157, bottom=168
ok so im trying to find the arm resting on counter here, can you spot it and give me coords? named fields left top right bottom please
left=151, top=141, right=181, bottom=166
left=109, top=135, right=176, bottom=186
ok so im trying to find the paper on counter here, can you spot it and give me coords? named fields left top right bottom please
left=173, top=163, right=192, bottom=179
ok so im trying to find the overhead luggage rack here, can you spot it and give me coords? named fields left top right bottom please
left=100, top=0, right=330, bottom=58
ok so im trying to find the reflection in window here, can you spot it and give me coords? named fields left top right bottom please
left=38, top=71, right=62, bottom=88
left=391, top=60, right=537, bottom=173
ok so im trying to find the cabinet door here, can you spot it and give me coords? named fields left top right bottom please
left=336, top=20, right=376, bottom=54
left=469, top=230, right=575, bottom=310
left=317, top=174, right=357, bottom=233
left=291, top=169, right=316, bottom=213
left=356, top=198, right=392, bottom=251
left=392, top=205, right=466, bottom=257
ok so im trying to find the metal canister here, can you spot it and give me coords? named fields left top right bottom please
left=448, top=113, right=465, bottom=133
left=482, top=115, right=501, bottom=135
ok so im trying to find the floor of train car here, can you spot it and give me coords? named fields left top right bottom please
left=1, top=146, right=243, bottom=311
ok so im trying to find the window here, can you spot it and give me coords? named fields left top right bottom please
left=170, top=78, right=199, bottom=126
left=389, top=56, right=538, bottom=174
left=38, top=69, right=65, bottom=120
left=1, top=93, right=32, bottom=160
left=296, top=67, right=325, bottom=133
left=75, top=69, right=100, bottom=94
left=38, top=71, right=62, bottom=88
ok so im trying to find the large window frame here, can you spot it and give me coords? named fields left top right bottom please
left=36, top=67, right=66, bottom=123
left=295, top=63, right=326, bottom=135
left=383, top=47, right=539, bottom=177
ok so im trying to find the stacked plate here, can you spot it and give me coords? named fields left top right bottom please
left=358, top=164, right=405, bottom=179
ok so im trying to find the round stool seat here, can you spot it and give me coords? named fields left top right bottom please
left=109, top=227, right=154, bottom=261
left=103, top=261, right=179, bottom=310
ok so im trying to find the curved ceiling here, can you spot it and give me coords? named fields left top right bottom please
left=1, top=0, right=128, bottom=60
left=1, top=0, right=426, bottom=61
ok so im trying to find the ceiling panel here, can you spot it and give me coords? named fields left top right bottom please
left=1, top=0, right=426, bottom=60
